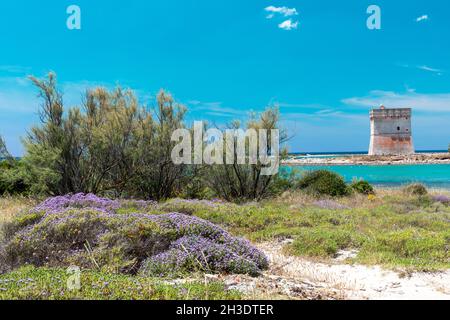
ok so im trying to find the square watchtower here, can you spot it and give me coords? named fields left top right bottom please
left=368, top=106, right=415, bottom=155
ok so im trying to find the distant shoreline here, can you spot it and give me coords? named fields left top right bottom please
left=288, top=150, right=447, bottom=156
left=283, top=153, right=450, bottom=166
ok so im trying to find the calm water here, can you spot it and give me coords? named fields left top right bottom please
left=283, top=164, right=450, bottom=189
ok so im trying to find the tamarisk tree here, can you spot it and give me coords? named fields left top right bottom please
left=0, top=135, right=11, bottom=160
left=205, top=107, right=289, bottom=202
left=22, top=73, right=188, bottom=199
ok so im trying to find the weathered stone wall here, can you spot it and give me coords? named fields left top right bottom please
left=369, top=108, right=415, bottom=155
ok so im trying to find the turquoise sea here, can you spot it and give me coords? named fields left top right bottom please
left=283, top=164, right=450, bottom=189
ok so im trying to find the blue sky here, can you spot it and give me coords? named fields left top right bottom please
left=0, top=0, right=449, bottom=155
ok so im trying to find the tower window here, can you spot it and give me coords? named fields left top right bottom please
left=397, top=127, right=400, bottom=131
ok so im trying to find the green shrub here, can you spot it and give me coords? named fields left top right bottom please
left=0, top=160, right=30, bottom=196
left=402, top=183, right=428, bottom=196
left=296, top=170, right=349, bottom=197
left=203, top=107, right=289, bottom=202
left=351, top=180, right=375, bottom=195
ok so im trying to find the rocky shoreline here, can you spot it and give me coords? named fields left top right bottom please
left=284, top=153, right=450, bottom=166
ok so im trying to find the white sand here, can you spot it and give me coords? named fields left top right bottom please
left=259, top=242, right=450, bottom=300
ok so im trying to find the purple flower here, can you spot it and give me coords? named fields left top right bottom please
left=3, top=195, right=268, bottom=278
left=433, top=195, right=450, bottom=205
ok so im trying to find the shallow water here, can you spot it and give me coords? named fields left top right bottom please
left=283, top=164, right=450, bottom=189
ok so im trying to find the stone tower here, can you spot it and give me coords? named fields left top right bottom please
left=369, top=106, right=415, bottom=156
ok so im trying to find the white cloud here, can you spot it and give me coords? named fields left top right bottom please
left=342, top=90, right=450, bottom=112
left=417, top=65, right=443, bottom=75
left=265, top=6, right=299, bottom=30
left=265, top=6, right=298, bottom=18
left=397, top=63, right=444, bottom=75
left=416, top=15, right=429, bottom=22
left=278, top=19, right=299, bottom=30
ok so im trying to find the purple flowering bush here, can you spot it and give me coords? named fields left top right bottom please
left=141, top=235, right=268, bottom=277
left=1, top=194, right=268, bottom=277
left=432, top=195, right=450, bottom=206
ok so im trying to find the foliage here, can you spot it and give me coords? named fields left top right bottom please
left=432, top=195, right=450, bottom=206
left=0, top=266, right=240, bottom=300
left=141, top=235, right=268, bottom=277
left=0, top=160, right=30, bottom=196
left=0, top=194, right=268, bottom=277
left=0, top=137, right=29, bottom=195
left=2, top=191, right=450, bottom=274
left=350, top=180, right=375, bottom=195
left=295, top=170, right=350, bottom=197
left=0, top=135, right=11, bottom=160
left=128, top=90, right=189, bottom=200
left=17, top=73, right=292, bottom=202
left=204, top=108, right=289, bottom=202
left=171, top=191, right=450, bottom=271
left=22, top=73, right=189, bottom=200
left=402, top=183, right=428, bottom=196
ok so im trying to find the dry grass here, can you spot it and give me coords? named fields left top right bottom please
left=0, top=197, right=36, bottom=226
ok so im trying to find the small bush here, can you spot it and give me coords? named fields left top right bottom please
left=432, top=195, right=450, bottom=206
left=1, top=194, right=268, bottom=277
left=140, top=235, right=267, bottom=277
left=351, top=180, right=375, bottom=195
left=0, top=160, right=30, bottom=196
left=296, top=170, right=349, bottom=197
left=402, top=183, right=428, bottom=196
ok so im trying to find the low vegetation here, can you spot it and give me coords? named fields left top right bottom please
left=0, top=194, right=268, bottom=277
left=350, top=180, right=375, bottom=195
left=402, top=183, right=428, bottom=196
left=295, top=170, right=349, bottom=197
left=0, top=266, right=240, bottom=300
left=189, top=189, right=450, bottom=271
left=0, top=184, right=449, bottom=299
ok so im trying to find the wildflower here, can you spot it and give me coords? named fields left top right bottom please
left=1, top=195, right=268, bottom=277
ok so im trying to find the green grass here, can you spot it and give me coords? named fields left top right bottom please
left=190, top=192, right=450, bottom=271
left=0, top=266, right=241, bottom=300
left=1, top=189, right=449, bottom=302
